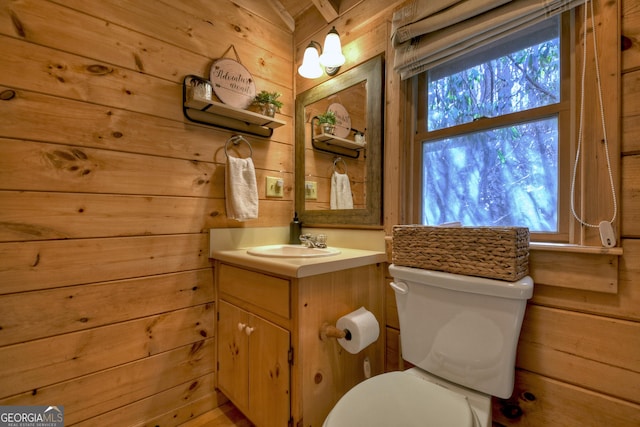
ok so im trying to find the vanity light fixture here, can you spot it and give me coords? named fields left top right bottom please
left=298, top=26, right=346, bottom=79
left=298, top=41, right=324, bottom=79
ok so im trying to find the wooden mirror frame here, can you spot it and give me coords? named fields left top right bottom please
left=295, top=55, right=384, bottom=226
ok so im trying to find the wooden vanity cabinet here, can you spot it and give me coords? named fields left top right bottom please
left=218, top=300, right=290, bottom=427
left=215, top=260, right=385, bottom=427
left=217, top=264, right=291, bottom=427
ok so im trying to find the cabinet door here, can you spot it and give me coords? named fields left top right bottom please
left=218, top=300, right=249, bottom=412
left=248, top=314, right=290, bottom=427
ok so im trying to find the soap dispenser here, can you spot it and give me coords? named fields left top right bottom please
left=289, top=212, right=302, bottom=244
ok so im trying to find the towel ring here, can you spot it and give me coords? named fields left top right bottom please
left=333, top=157, right=348, bottom=174
left=224, top=135, right=253, bottom=158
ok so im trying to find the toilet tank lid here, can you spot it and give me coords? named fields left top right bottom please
left=389, top=264, right=533, bottom=300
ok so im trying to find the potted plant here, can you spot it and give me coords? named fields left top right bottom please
left=317, top=110, right=336, bottom=135
left=253, top=90, right=283, bottom=117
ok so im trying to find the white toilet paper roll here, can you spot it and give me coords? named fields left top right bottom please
left=336, top=307, right=380, bottom=354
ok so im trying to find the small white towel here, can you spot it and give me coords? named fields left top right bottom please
left=330, top=171, right=354, bottom=209
left=225, top=156, right=258, bottom=221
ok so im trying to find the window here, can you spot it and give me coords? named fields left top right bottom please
left=411, top=16, right=570, bottom=242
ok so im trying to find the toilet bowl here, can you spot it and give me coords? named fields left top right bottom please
left=323, top=369, right=491, bottom=427
left=323, top=264, right=533, bottom=427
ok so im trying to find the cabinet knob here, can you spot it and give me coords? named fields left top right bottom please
left=237, top=322, right=247, bottom=331
left=244, top=326, right=255, bottom=336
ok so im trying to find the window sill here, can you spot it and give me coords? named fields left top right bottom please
left=529, top=243, right=621, bottom=294
left=530, top=242, right=623, bottom=256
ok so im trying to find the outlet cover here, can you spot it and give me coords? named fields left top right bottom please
left=266, top=176, right=284, bottom=197
left=305, top=181, right=317, bottom=200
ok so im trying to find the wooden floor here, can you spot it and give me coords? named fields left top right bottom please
left=179, top=401, right=507, bottom=426
left=179, top=403, right=253, bottom=427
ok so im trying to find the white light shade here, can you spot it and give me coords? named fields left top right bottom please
left=298, top=45, right=323, bottom=79
left=319, top=27, right=345, bottom=68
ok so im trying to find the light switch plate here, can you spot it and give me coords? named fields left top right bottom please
left=305, top=181, right=317, bottom=200
left=266, top=176, right=284, bottom=197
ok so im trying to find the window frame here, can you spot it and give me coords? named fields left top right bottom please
left=407, top=13, right=572, bottom=243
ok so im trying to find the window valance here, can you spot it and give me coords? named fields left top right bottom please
left=392, top=0, right=585, bottom=80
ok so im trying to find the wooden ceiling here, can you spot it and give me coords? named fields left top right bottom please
left=279, top=0, right=340, bottom=24
left=233, top=0, right=361, bottom=33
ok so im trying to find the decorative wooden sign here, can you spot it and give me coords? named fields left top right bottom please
left=210, top=57, right=256, bottom=109
left=328, top=103, right=351, bottom=138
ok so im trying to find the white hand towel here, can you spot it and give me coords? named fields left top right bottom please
left=330, top=171, right=354, bottom=209
left=225, top=156, right=258, bottom=221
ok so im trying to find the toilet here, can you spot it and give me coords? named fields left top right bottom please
left=323, top=264, right=533, bottom=427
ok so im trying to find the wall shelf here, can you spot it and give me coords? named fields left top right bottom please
left=310, top=116, right=364, bottom=158
left=314, top=133, right=366, bottom=150
left=182, top=75, right=286, bottom=138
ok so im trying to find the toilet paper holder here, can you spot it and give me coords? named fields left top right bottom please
left=320, top=322, right=352, bottom=341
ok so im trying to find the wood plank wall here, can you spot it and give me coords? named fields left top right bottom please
left=0, top=0, right=293, bottom=425
left=297, top=0, right=639, bottom=426
left=489, top=1, right=640, bottom=424
left=1, top=0, right=638, bottom=425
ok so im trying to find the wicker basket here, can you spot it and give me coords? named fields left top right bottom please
left=392, top=225, right=530, bottom=281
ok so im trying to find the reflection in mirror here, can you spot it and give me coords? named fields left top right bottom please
left=304, top=82, right=367, bottom=210
left=295, top=55, right=383, bottom=226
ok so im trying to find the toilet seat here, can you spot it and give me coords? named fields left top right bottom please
left=323, top=371, right=477, bottom=427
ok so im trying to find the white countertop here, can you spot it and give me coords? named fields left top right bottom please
left=211, top=246, right=387, bottom=278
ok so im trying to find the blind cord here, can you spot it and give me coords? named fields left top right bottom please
left=570, top=0, right=618, bottom=230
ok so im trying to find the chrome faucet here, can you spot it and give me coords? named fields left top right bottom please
left=299, top=234, right=327, bottom=248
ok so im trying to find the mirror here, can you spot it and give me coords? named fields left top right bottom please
left=295, top=55, right=383, bottom=226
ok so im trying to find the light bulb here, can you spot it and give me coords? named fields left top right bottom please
left=298, top=44, right=323, bottom=79
left=319, top=27, right=345, bottom=68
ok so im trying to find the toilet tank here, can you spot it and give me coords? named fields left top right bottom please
left=388, top=264, right=533, bottom=399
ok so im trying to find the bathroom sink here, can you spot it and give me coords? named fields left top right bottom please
left=247, top=244, right=341, bottom=258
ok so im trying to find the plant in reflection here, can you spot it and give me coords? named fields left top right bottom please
left=317, top=110, right=336, bottom=134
